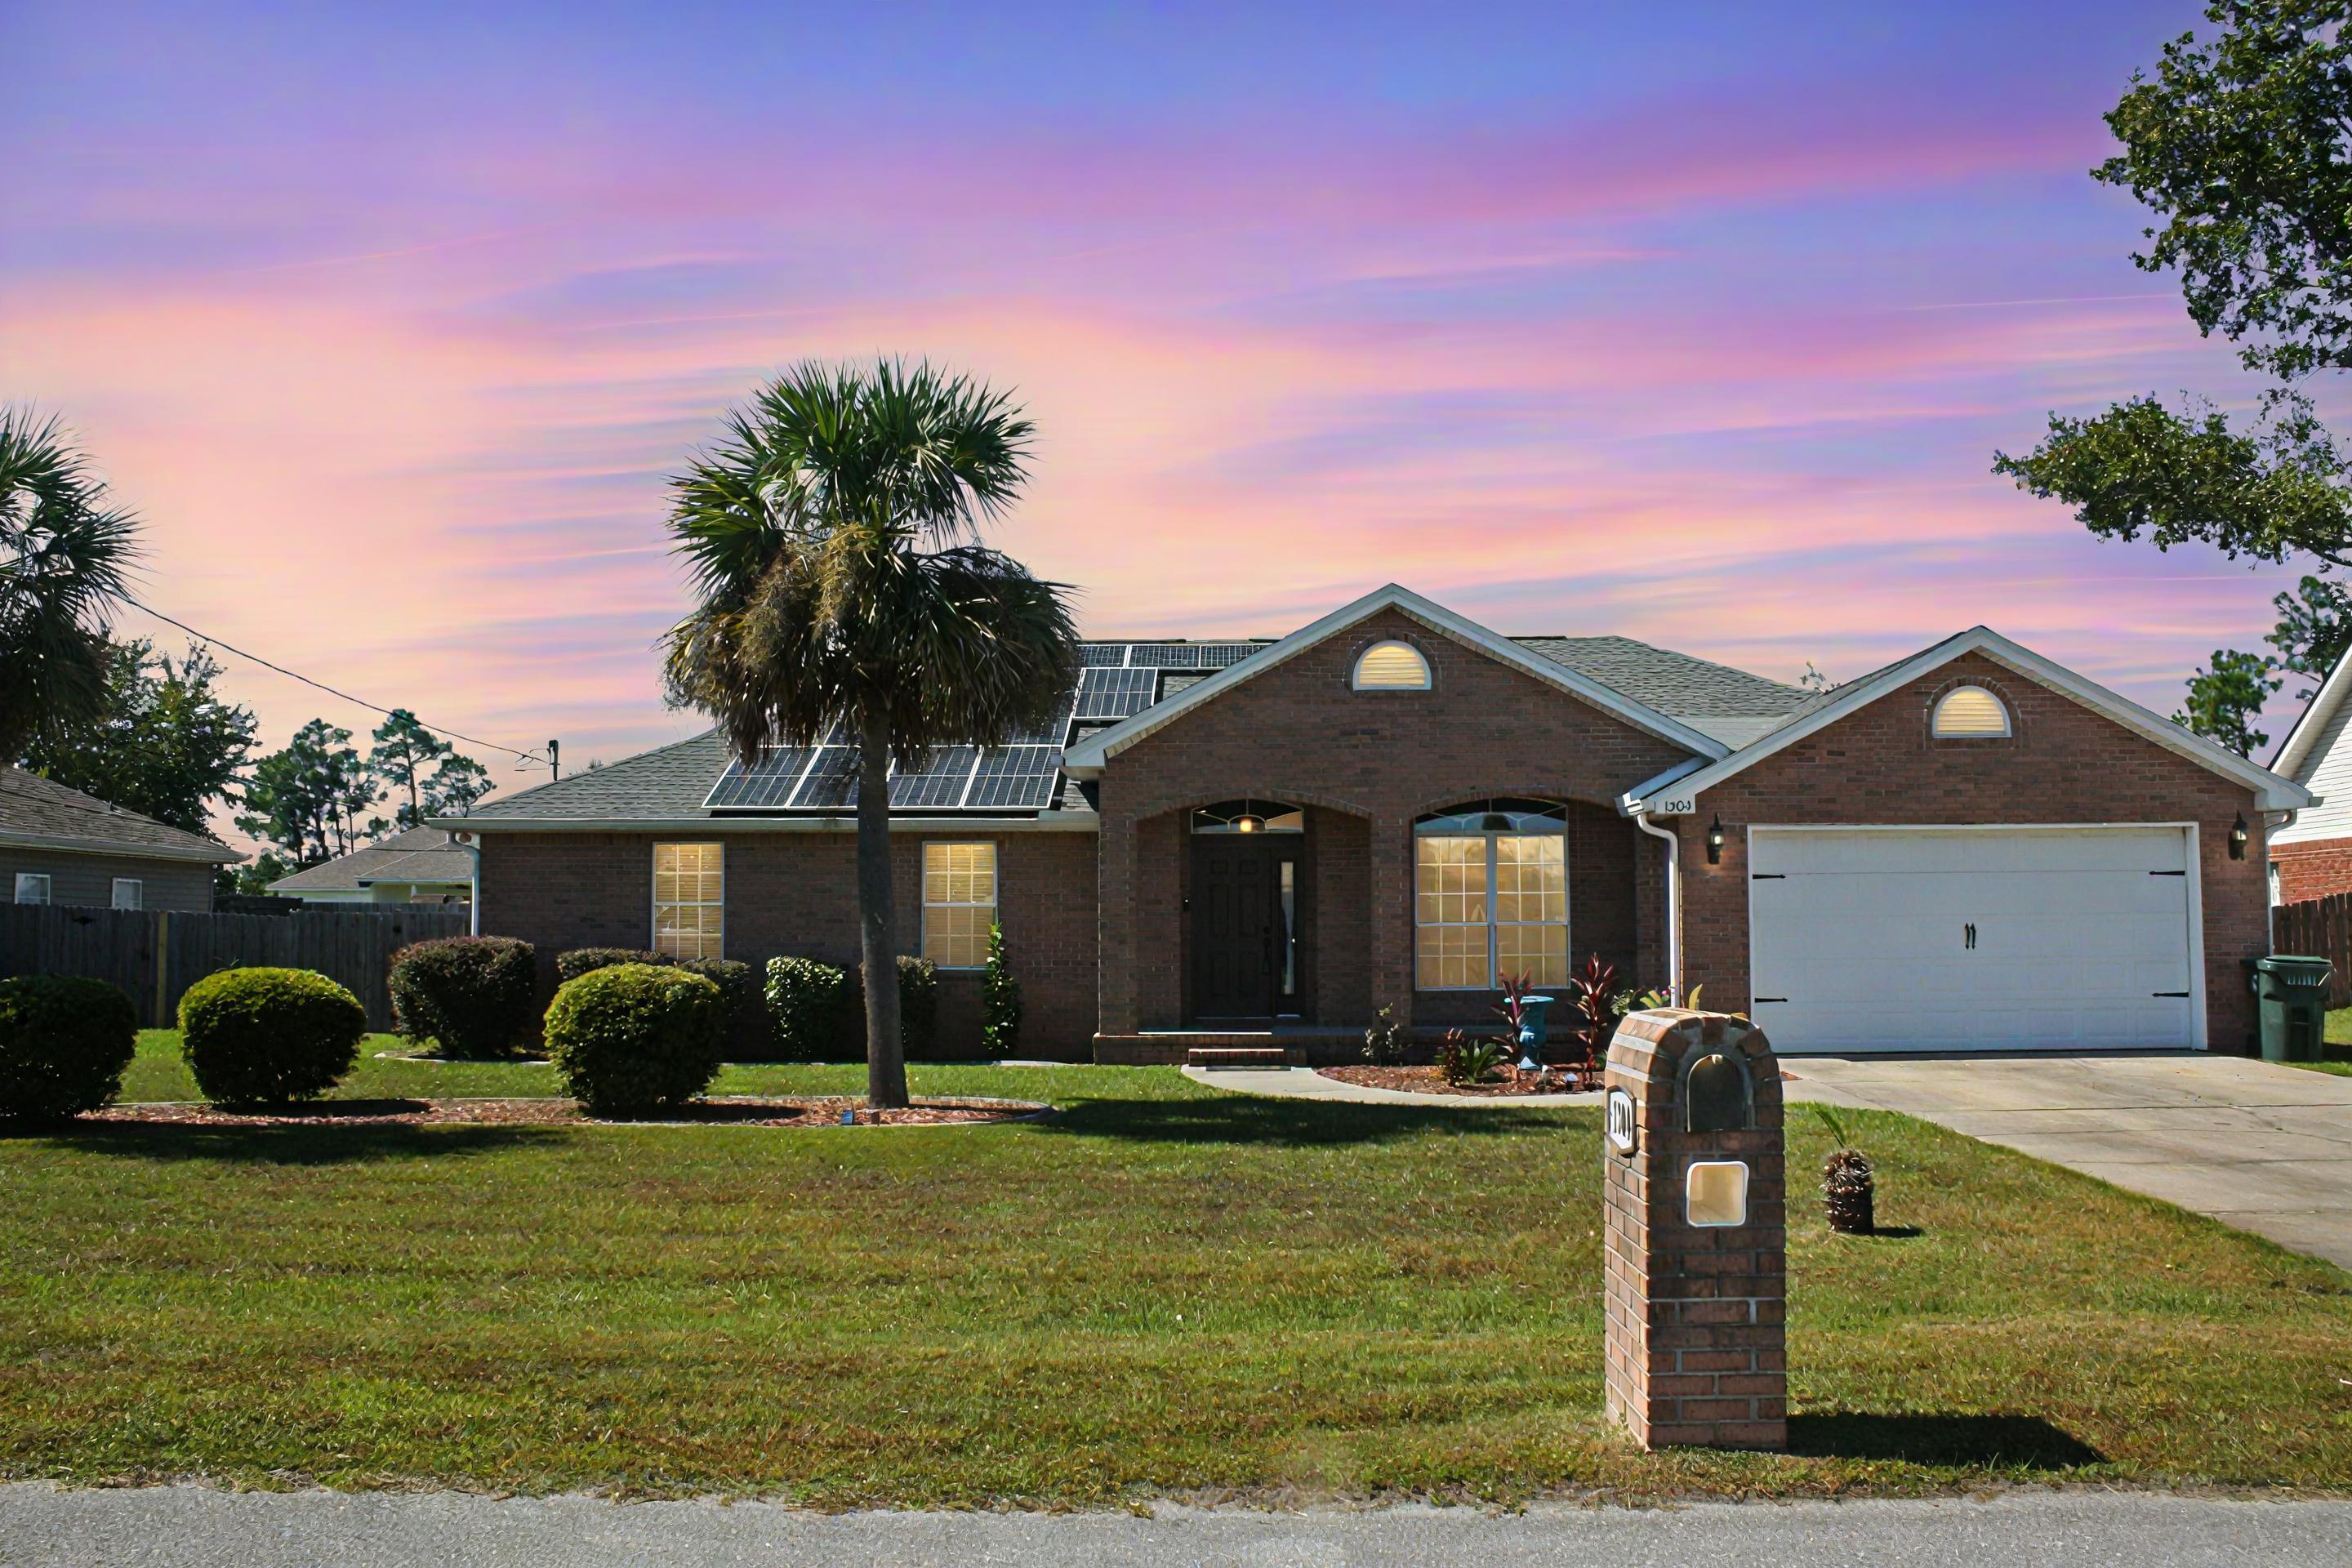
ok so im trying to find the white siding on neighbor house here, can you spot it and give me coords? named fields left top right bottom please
left=2273, top=690, right=2352, bottom=844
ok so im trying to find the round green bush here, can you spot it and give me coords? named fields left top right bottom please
left=0, top=976, right=138, bottom=1125
left=389, top=935, right=537, bottom=1058
left=545, top=963, right=726, bottom=1116
left=555, top=947, right=663, bottom=985
left=178, top=967, right=366, bottom=1107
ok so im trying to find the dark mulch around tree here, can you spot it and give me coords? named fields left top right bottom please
left=1316, top=1065, right=1599, bottom=1097
left=80, top=1096, right=1047, bottom=1129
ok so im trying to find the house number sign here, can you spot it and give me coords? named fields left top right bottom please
left=1606, top=1088, right=1638, bottom=1155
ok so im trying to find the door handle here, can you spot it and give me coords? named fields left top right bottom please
left=1964, top=922, right=1976, bottom=951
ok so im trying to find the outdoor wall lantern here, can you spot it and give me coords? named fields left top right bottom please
left=1706, top=814, right=1726, bottom=865
left=2230, top=813, right=2249, bottom=861
left=1685, top=1160, right=1749, bottom=1227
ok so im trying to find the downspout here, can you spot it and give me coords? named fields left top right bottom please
left=1633, top=808, right=1682, bottom=1004
left=454, top=830, right=482, bottom=937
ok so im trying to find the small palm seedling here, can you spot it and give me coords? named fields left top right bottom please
left=1812, top=1105, right=1876, bottom=1235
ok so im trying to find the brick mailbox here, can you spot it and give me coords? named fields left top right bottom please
left=1601, top=1008, right=1787, bottom=1450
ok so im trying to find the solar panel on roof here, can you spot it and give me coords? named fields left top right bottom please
left=1127, top=643, right=1262, bottom=669
left=1079, top=644, right=1131, bottom=666
left=702, top=746, right=814, bottom=809
left=1075, top=666, right=1157, bottom=719
left=889, top=746, right=979, bottom=808
left=788, top=746, right=861, bottom=808
left=966, top=746, right=1062, bottom=810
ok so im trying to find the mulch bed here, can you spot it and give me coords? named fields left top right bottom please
left=1316, top=1065, right=1598, bottom=1097
left=80, top=1096, right=1048, bottom=1129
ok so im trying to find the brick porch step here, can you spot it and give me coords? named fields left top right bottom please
left=1184, top=1046, right=1294, bottom=1069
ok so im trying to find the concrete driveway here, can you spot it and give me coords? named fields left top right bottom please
left=1790, top=1054, right=2352, bottom=1271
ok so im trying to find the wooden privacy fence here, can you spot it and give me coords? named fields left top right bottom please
left=2272, top=893, right=2352, bottom=1009
left=0, top=904, right=472, bottom=1031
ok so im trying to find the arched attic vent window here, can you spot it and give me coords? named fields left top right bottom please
left=1353, top=639, right=1431, bottom=690
left=1931, top=685, right=2010, bottom=739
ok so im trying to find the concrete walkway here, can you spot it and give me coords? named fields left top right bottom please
left=1792, top=1054, right=2352, bottom=1271
left=5, top=1484, right=2349, bottom=1567
left=1181, top=1063, right=1601, bottom=1107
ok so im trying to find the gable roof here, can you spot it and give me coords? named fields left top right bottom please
left=2271, top=647, right=2352, bottom=785
left=459, top=730, right=735, bottom=824
left=1617, top=626, right=2314, bottom=815
left=1515, top=635, right=1808, bottom=747
left=0, top=767, right=243, bottom=863
left=1062, top=585, right=1735, bottom=773
left=269, top=824, right=472, bottom=893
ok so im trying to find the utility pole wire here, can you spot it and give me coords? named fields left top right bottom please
left=120, top=594, right=552, bottom=768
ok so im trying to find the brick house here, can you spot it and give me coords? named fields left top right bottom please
left=446, top=585, right=2308, bottom=1060
left=2262, top=651, right=2352, bottom=904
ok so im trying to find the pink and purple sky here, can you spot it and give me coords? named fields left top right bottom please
left=1, top=2, right=2327, bottom=817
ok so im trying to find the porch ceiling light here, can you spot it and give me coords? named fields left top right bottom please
left=2230, top=812, right=2249, bottom=860
left=1706, top=814, right=1726, bottom=866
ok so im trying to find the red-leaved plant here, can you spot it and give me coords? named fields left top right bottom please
left=1558, top=953, right=1620, bottom=1084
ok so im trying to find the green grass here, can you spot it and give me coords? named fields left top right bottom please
left=2, top=1035, right=2346, bottom=1505
left=2311, top=1008, right=2352, bottom=1076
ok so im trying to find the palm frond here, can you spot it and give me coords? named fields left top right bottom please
left=0, top=408, right=141, bottom=758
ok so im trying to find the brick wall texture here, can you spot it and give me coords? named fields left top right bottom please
left=2271, top=837, right=2352, bottom=904
left=1603, top=1010, right=1787, bottom=1450
left=477, top=829, right=1098, bottom=1058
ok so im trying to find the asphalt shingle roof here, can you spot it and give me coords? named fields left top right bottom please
left=0, top=767, right=241, bottom=861
left=270, top=824, right=473, bottom=891
left=454, top=635, right=1806, bottom=825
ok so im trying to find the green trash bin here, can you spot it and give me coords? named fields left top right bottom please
left=2250, top=956, right=2332, bottom=1063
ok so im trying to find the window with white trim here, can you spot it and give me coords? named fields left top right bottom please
left=13, top=873, right=51, bottom=906
left=653, top=843, right=724, bottom=959
left=1353, top=639, right=1431, bottom=690
left=1414, top=800, right=1569, bottom=988
left=923, top=842, right=997, bottom=969
left=111, top=878, right=142, bottom=911
left=1931, top=685, right=2010, bottom=738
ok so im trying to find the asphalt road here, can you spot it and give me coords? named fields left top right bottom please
left=4, top=1486, right=2350, bottom=1567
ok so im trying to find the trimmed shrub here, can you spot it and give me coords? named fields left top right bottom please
left=544, top=963, right=726, bottom=1116
left=677, top=956, right=757, bottom=1043
left=896, top=955, right=938, bottom=1060
left=765, top=956, right=859, bottom=1061
left=390, top=936, right=537, bottom=1058
left=179, top=967, right=365, bottom=1107
left=0, top=976, right=138, bottom=1125
left=763, top=955, right=938, bottom=1060
left=556, top=947, right=662, bottom=985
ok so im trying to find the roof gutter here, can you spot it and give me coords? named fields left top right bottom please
left=0, top=829, right=243, bottom=865
left=428, top=813, right=1102, bottom=834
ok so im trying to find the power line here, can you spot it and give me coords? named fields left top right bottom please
left=121, top=594, right=552, bottom=768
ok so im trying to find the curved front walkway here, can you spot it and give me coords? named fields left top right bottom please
left=1181, top=1064, right=1601, bottom=1107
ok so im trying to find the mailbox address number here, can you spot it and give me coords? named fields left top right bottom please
left=1606, top=1089, right=1638, bottom=1156
left=1645, top=795, right=1696, bottom=817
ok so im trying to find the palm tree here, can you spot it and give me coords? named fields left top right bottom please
left=0, top=410, right=140, bottom=760
left=663, top=359, right=1080, bottom=1108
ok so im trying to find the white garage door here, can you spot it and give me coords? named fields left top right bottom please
left=1748, top=826, right=2199, bottom=1054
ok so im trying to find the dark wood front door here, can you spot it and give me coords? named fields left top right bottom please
left=1191, top=837, right=1290, bottom=1020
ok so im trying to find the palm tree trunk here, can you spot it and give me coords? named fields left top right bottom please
left=856, top=708, right=910, bottom=1108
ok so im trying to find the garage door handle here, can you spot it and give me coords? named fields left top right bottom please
left=2152, top=991, right=2189, bottom=998
left=1751, top=873, right=1786, bottom=880
left=2149, top=870, right=2186, bottom=877
left=1754, top=996, right=1788, bottom=1004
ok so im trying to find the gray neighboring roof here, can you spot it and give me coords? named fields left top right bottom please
left=1513, top=636, right=1809, bottom=741
left=269, top=824, right=473, bottom=893
left=0, top=767, right=242, bottom=862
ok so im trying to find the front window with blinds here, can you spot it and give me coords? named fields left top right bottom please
left=653, top=843, right=724, bottom=959
left=1414, top=800, right=1570, bottom=989
left=923, top=842, right=997, bottom=969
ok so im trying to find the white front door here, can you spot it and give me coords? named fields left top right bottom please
left=1747, top=826, right=2200, bottom=1054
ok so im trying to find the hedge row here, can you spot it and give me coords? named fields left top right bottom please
left=764, top=955, right=936, bottom=1061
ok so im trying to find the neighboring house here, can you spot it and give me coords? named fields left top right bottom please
left=268, top=824, right=474, bottom=906
left=2264, top=651, right=2352, bottom=904
left=442, top=584, right=2306, bottom=1060
left=0, top=766, right=241, bottom=912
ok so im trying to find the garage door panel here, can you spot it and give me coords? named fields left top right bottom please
left=1749, top=827, right=2198, bottom=1054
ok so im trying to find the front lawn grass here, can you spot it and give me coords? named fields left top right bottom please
left=2, top=1049, right=2346, bottom=1506
left=2312, top=1007, right=2352, bottom=1076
